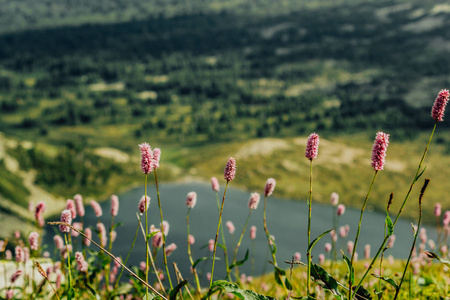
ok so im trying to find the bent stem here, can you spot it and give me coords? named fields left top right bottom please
left=155, top=170, right=173, bottom=290
left=187, top=208, right=202, bottom=294
left=263, top=196, right=276, bottom=266
left=353, top=122, right=437, bottom=299
left=209, top=181, right=229, bottom=298
left=349, top=170, right=378, bottom=299
left=49, top=221, right=168, bottom=300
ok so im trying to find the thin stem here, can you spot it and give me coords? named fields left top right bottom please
left=187, top=208, right=202, bottom=294
left=306, top=159, right=313, bottom=296
left=145, top=174, right=149, bottom=297
left=231, top=210, right=252, bottom=279
left=64, top=234, right=73, bottom=294
left=216, top=192, right=230, bottom=281
left=115, top=219, right=140, bottom=288
left=353, top=122, right=437, bottom=299
left=263, top=195, right=276, bottom=266
left=155, top=170, right=173, bottom=289
left=349, top=170, right=378, bottom=299
left=209, top=181, right=229, bottom=297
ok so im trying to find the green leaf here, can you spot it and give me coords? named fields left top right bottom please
left=146, top=231, right=160, bottom=241
left=354, top=285, right=372, bottom=300
left=310, top=263, right=342, bottom=298
left=85, top=283, right=101, bottom=300
left=342, top=251, right=354, bottom=285
left=372, top=273, right=399, bottom=290
left=169, top=280, right=188, bottom=300
left=193, top=256, right=219, bottom=268
left=210, top=280, right=276, bottom=300
left=229, top=249, right=249, bottom=270
left=423, top=251, right=450, bottom=267
left=111, top=284, right=133, bottom=296
left=67, top=287, right=75, bottom=300
left=217, top=243, right=227, bottom=251
left=143, top=292, right=157, bottom=300
left=111, top=222, right=124, bottom=230
left=270, top=239, right=277, bottom=256
left=308, top=229, right=332, bottom=252
left=385, top=213, right=394, bottom=236
left=414, top=166, right=427, bottom=183
left=284, top=277, right=293, bottom=290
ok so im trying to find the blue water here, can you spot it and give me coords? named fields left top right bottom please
left=44, top=182, right=436, bottom=285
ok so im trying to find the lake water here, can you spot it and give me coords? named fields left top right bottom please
left=44, top=182, right=436, bottom=284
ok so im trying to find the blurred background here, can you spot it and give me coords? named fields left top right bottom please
left=1, top=0, right=450, bottom=238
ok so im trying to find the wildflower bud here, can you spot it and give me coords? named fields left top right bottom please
left=435, top=203, right=442, bottom=217
left=74, top=194, right=85, bottom=217
left=90, top=200, right=103, bottom=217
left=23, top=247, right=29, bottom=262
left=330, top=192, right=339, bottom=206
left=138, top=196, right=150, bottom=214
left=185, top=192, right=197, bottom=208
left=111, top=231, right=117, bottom=243
left=388, top=234, right=396, bottom=248
left=250, top=226, right=257, bottom=240
left=162, top=220, right=169, bottom=236
left=211, top=177, right=220, bottom=192
left=71, top=222, right=82, bottom=237
left=35, top=202, right=46, bottom=222
left=419, top=228, right=427, bottom=244
left=152, top=148, right=161, bottom=170
left=224, top=157, right=236, bottom=181
left=294, top=252, right=301, bottom=261
left=305, top=133, right=319, bottom=161
left=206, top=272, right=211, bottom=281
left=339, top=226, right=347, bottom=238
left=371, top=132, right=389, bottom=171
left=6, top=290, right=14, bottom=299
left=248, top=192, right=260, bottom=210
left=59, top=209, right=72, bottom=233
left=139, top=261, right=146, bottom=272
left=264, top=178, right=276, bottom=197
left=188, top=234, right=195, bottom=245
left=75, top=252, right=88, bottom=272
left=354, top=252, right=358, bottom=262
left=324, top=243, right=332, bottom=253
left=431, top=89, right=450, bottom=122
left=337, top=204, right=345, bottom=216
left=10, top=269, right=22, bottom=283
left=152, top=232, right=163, bottom=248
left=111, top=195, right=119, bottom=217
left=38, top=217, right=45, bottom=228
left=441, top=245, right=448, bottom=254
left=364, top=244, right=371, bottom=259
left=347, top=241, right=354, bottom=254
left=208, top=239, right=214, bottom=252
left=330, top=229, right=337, bottom=242
left=319, top=254, right=325, bottom=264
left=139, top=143, right=154, bottom=174
left=165, top=243, right=177, bottom=257
left=444, top=211, right=450, bottom=226
left=14, top=231, right=20, bottom=239
left=66, top=199, right=77, bottom=219
left=83, top=228, right=92, bottom=246
left=428, top=239, right=436, bottom=250
left=5, top=250, right=12, bottom=260
left=56, top=272, right=61, bottom=289
left=269, top=235, right=275, bottom=246
left=28, top=232, right=39, bottom=251
left=97, top=223, right=107, bottom=247
left=226, top=221, right=235, bottom=234
left=240, top=273, right=247, bottom=283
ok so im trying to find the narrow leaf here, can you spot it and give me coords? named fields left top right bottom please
left=146, top=231, right=159, bottom=241
left=414, top=166, right=427, bottom=183
left=372, top=273, right=399, bottom=290
left=385, top=213, right=394, bottom=236
left=423, top=251, right=450, bottom=267
left=229, top=249, right=249, bottom=270
left=193, top=256, right=219, bottom=268
left=85, top=283, right=101, bottom=300
left=211, top=280, right=277, bottom=300
left=354, top=285, right=372, bottom=300
left=310, top=263, right=342, bottom=297
left=308, top=229, right=332, bottom=252
left=169, top=280, right=188, bottom=300
left=342, top=251, right=354, bottom=285
left=285, top=277, right=293, bottom=290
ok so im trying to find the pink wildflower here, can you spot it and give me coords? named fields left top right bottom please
left=0, top=240, right=4, bottom=252
left=111, top=195, right=119, bottom=217
left=75, top=252, right=88, bottom=272
left=35, top=201, right=46, bottom=222
left=83, top=228, right=92, bottom=246
left=5, top=250, right=12, bottom=260
left=330, top=229, right=337, bottom=242
left=431, top=89, right=450, bottom=122
left=152, top=232, right=163, bottom=248
left=14, top=231, right=20, bottom=239
left=15, top=247, right=22, bottom=262
left=294, top=252, right=301, bottom=261
left=339, top=226, right=347, bottom=238
left=248, top=192, right=260, bottom=210
left=71, top=222, right=82, bottom=237
left=161, top=220, right=169, bottom=236
left=428, top=239, right=436, bottom=250
left=226, top=221, right=235, bottom=234
left=59, top=209, right=72, bottom=233
left=60, top=245, right=72, bottom=259
left=54, top=235, right=64, bottom=250
left=114, top=257, right=122, bottom=268
left=347, top=241, right=354, bottom=254
left=388, top=235, right=396, bottom=248
left=97, top=223, right=107, bottom=247
left=185, top=192, right=197, bottom=208
left=444, top=211, right=450, bottom=226
left=74, top=194, right=85, bottom=217
left=269, top=235, right=275, bottom=245
left=56, top=273, right=61, bottom=289
left=435, top=203, right=442, bottom=217
left=264, top=178, right=276, bottom=197
left=90, top=200, right=102, bottom=217
left=66, top=199, right=77, bottom=219
left=6, top=289, right=14, bottom=299
left=337, top=204, right=345, bottom=216
left=330, top=192, right=339, bottom=206
left=319, top=254, right=325, bottom=264
left=250, top=226, right=257, bottom=240
left=111, top=231, right=117, bottom=243
left=138, top=196, right=150, bottom=214
left=305, top=133, right=319, bottom=160
left=152, top=148, right=161, bottom=170
left=211, top=177, right=220, bottom=192
left=139, top=143, right=154, bottom=174
left=10, top=269, right=22, bottom=283
left=165, top=243, right=177, bottom=257
left=371, top=132, right=389, bottom=171
left=28, top=232, right=39, bottom=251
left=206, top=272, right=211, bottom=281
left=324, top=243, right=332, bottom=253
left=224, top=157, right=236, bottom=181
left=139, top=261, right=146, bottom=272
left=208, top=239, right=214, bottom=252
left=364, top=244, right=371, bottom=259
left=188, top=234, right=195, bottom=245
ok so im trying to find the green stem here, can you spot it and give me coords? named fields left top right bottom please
left=209, top=181, right=229, bottom=297
left=154, top=170, right=173, bottom=290
left=64, top=234, right=73, bottom=294
left=231, top=210, right=252, bottom=279
left=187, top=208, right=202, bottom=294
left=263, top=195, right=276, bottom=266
left=145, top=174, right=149, bottom=297
left=216, top=192, right=231, bottom=281
left=352, top=122, right=437, bottom=299
left=115, top=217, right=140, bottom=289
left=307, top=159, right=313, bottom=296
left=349, top=170, right=378, bottom=299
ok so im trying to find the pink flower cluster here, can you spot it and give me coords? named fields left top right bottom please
left=185, top=192, right=197, bottom=208
left=139, top=143, right=161, bottom=174
left=90, top=200, right=103, bottom=217
left=211, top=177, right=220, bottom=192
left=138, top=196, right=150, bottom=214
left=371, top=132, right=389, bottom=171
left=75, top=251, right=88, bottom=272
left=111, top=195, right=119, bottom=217
left=305, top=133, right=319, bottom=161
left=28, top=232, right=39, bottom=251
left=74, top=194, right=85, bottom=217
left=224, top=157, right=236, bottom=181
left=248, top=192, right=260, bottom=210
left=59, top=209, right=72, bottom=233
left=35, top=201, right=46, bottom=227
left=264, top=178, right=276, bottom=197
left=431, top=89, right=450, bottom=122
